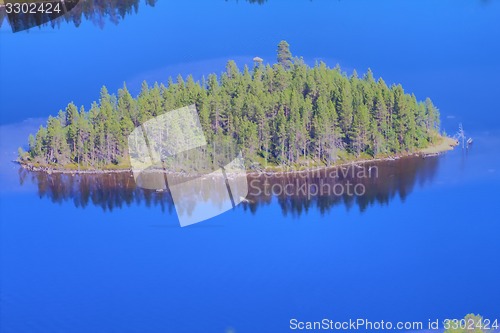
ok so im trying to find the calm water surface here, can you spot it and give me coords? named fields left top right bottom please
left=1, top=1, right=500, bottom=333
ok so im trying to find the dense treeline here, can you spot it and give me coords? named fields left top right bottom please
left=21, top=41, right=441, bottom=170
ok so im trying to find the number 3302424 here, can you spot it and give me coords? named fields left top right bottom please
left=5, top=2, right=61, bottom=14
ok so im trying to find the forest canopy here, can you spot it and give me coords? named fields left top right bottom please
left=20, top=41, right=442, bottom=171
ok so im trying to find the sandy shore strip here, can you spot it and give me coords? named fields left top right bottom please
left=418, top=136, right=457, bottom=155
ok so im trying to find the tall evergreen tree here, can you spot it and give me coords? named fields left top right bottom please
left=277, top=40, right=292, bottom=70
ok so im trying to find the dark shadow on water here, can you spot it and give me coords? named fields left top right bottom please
left=0, top=0, right=266, bottom=31
left=18, top=168, right=177, bottom=213
left=19, top=155, right=441, bottom=217
left=244, top=156, right=440, bottom=216
left=1, top=0, right=157, bottom=32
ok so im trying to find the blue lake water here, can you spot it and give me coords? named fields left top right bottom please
left=1, top=1, right=500, bottom=332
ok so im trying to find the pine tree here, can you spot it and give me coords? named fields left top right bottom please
left=350, top=104, right=370, bottom=156
left=65, top=102, right=79, bottom=159
left=277, top=40, right=292, bottom=70
left=336, top=77, right=354, bottom=138
left=274, top=106, right=287, bottom=163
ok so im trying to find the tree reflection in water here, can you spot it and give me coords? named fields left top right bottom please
left=1, top=0, right=157, bottom=32
left=0, top=0, right=267, bottom=32
left=18, top=155, right=440, bottom=217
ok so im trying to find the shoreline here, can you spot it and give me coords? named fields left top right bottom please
left=17, top=137, right=458, bottom=177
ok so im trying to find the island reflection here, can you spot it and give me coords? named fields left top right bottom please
left=19, top=155, right=441, bottom=217
left=0, top=0, right=266, bottom=32
left=1, top=0, right=157, bottom=32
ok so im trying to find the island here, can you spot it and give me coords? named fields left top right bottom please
left=18, top=41, right=456, bottom=174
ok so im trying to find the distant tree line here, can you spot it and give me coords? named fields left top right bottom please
left=21, top=41, right=442, bottom=170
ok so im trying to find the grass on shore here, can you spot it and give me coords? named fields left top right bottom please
left=419, top=136, right=458, bottom=155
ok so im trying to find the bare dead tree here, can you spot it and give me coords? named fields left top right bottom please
left=455, top=123, right=466, bottom=149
